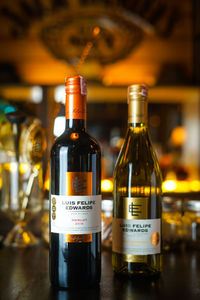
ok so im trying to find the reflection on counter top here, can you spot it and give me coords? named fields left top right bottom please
left=0, top=242, right=200, bottom=299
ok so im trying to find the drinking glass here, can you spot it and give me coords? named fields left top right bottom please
left=0, top=161, right=42, bottom=247
left=0, top=113, right=45, bottom=247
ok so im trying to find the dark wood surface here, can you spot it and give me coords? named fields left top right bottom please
left=0, top=241, right=200, bottom=300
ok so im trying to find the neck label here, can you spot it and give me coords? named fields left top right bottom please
left=66, top=94, right=86, bottom=119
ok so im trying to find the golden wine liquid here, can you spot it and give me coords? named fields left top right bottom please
left=112, top=102, right=162, bottom=278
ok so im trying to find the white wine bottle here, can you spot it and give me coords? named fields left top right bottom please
left=112, top=84, right=162, bottom=278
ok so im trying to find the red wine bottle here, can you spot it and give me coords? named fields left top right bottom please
left=50, top=76, right=101, bottom=288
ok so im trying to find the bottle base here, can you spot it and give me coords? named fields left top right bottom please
left=112, top=252, right=162, bottom=279
left=113, top=268, right=161, bottom=280
left=50, top=280, right=100, bottom=290
left=113, top=262, right=161, bottom=279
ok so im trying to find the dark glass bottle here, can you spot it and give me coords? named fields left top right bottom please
left=112, top=84, right=162, bottom=278
left=50, top=76, right=101, bottom=289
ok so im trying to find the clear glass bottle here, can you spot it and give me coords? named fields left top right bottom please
left=112, top=84, right=162, bottom=278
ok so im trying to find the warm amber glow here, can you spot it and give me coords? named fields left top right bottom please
left=165, top=171, right=177, bottom=180
left=3, top=162, right=31, bottom=174
left=19, top=163, right=30, bottom=174
left=102, top=63, right=157, bottom=87
left=101, top=179, right=113, bottom=193
left=22, top=232, right=31, bottom=244
left=70, top=133, right=79, bottom=140
left=176, top=181, right=190, bottom=193
left=162, top=180, right=177, bottom=192
left=190, top=180, right=200, bottom=192
left=44, top=178, right=50, bottom=191
left=170, top=126, right=187, bottom=147
left=93, top=27, right=100, bottom=37
left=101, top=178, right=200, bottom=194
left=34, top=163, right=41, bottom=170
left=117, top=186, right=158, bottom=195
left=130, top=126, right=146, bottom=134
left=162, top=180, right=200, bottom=193
left=4, top=162, right=17, bottom=172
left=0, top=164, right=2, bottom=189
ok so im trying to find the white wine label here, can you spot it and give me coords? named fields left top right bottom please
left=112, top=218, right=161, bottom=255
left=50, top=195, right=101, bottom=234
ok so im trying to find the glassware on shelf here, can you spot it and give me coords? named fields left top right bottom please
left=162, top=197, right=184, bottom=251
left=0, top=162, right=42, bottom=247
left=101, top=199, right=113, bottom=250
left=0, top=111, right=46, bottom=247
left=183, top=200, right=200, bottom=249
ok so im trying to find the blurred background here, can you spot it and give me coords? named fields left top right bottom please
left=0, top=0, right=200, bottom=247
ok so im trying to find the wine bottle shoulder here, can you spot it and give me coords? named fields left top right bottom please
left=114, top=128, right=162, bottom=183
left=51, top=129, right=101, bottom=157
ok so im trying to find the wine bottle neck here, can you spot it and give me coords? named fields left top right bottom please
left=128, top=85, right=148, bottom=124
left=128, top=122, right=148, bottom=128
left=65, top=76, right=87, bottom=130
left=128, top=123, right=148, bottom=135
left=66, top=119, right=86, bottom=129
left=65, top=89, right=87, bottom=130
left=128, top=100, right=148, bottom=124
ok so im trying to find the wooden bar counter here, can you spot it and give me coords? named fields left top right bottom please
left=0, top=241, right=200, bottom=300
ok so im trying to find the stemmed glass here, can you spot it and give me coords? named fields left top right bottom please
left=0, top=111, right=46, bottom=247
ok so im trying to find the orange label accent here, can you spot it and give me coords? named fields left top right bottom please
left=66, top=234, right=92, bottom=243
left=151, top=232, right=160, bottom=246
left=65, top=94, right=86, bottom=120
left=70, top=132, right=79, bottom=140
left=66, top=172, right=92, bottom=196
left=65, top=172, right=93, bottom=243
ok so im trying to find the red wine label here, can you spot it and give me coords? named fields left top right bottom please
left=51, top=172, right=101, bottom=241
left=65, top=172, right=93, bottom=242
left=50, top=195, right=102, bottom=236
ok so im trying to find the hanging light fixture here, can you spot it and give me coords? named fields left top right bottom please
left=0, top=0, right=177, bottom=65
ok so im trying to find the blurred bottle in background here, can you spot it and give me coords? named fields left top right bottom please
left=183, top=200, right=200, bottom=250
left=162, top=197, right=184, bottom=251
